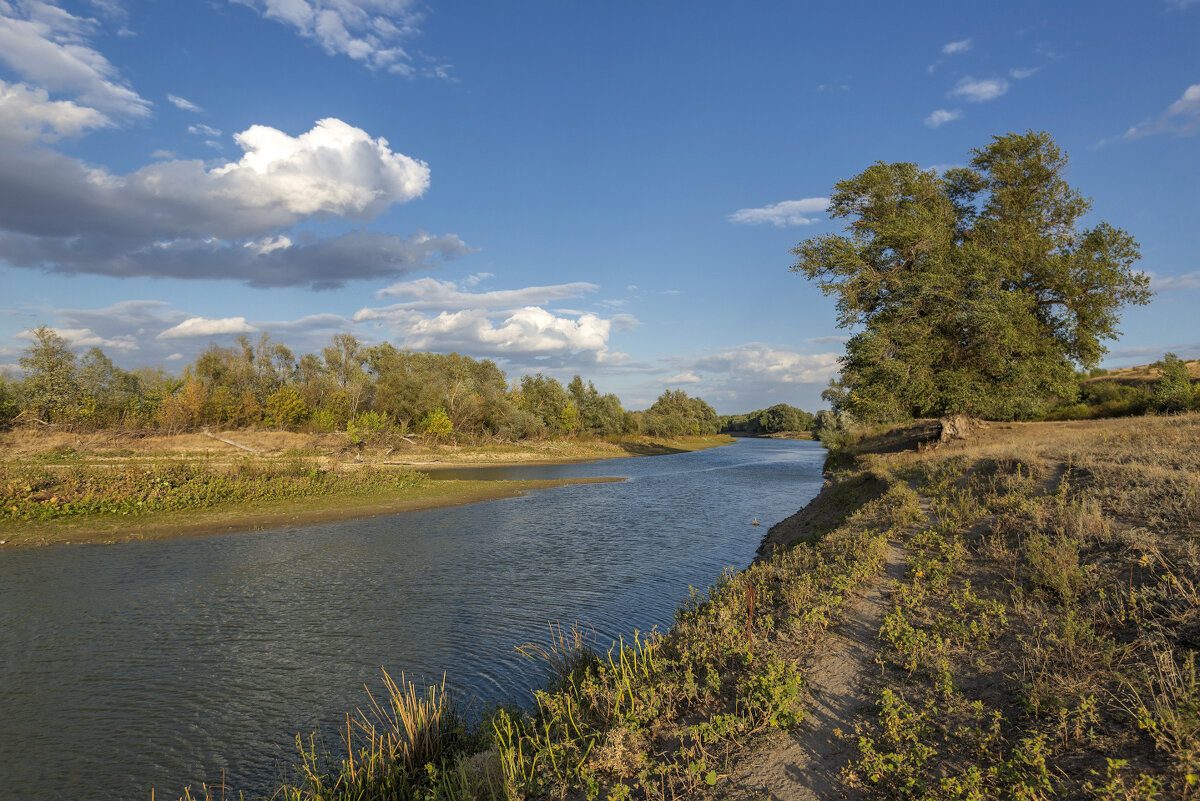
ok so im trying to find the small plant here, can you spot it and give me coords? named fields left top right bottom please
left=421, top=408, right=454, bottom=442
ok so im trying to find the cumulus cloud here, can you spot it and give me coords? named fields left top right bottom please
left=688, top=344, right=841, bottom=385
left=925, top=108, right=962, bottom=128
left=232, top=0, right=445, bottom=76
left=354, top=279, right=636, bottom=367
left=157, top=316, right=257, bottom=339
left=729, top=198, right=829, bottom=227
left=942, top=38, right=972, bottom=55
left=0, top=78, right=111, bottom=141
left=1125, top=84, right=1200, bottom=138
left=0, top=117, right=429, bottom=239
left=168, top=94, right=202, bottom=112
left=0, top=117, right=463, bottom=287
left=949, top=76, right=1009, bottom=102
left=375, top=276, right=599, bottom=309
left=658, top=343, right=843, bottom=411
left=0, top=2, right=150, bottom=116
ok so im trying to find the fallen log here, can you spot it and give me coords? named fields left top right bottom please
left=202, top=429, right=263, bottom=454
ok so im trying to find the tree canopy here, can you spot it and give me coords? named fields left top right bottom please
left=792, top=131, right=1151, bottom=422
left=4, top=328, right=716, bottom=442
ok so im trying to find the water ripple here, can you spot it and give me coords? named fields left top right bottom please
left=0, top=438, right=823, bottom=800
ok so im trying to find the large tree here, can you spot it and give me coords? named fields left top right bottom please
left=792, top=131, right=1151, bottom=423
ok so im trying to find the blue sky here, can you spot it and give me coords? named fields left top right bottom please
left=1, top=0, right=1197, bottom=414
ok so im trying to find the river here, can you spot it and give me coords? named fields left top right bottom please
left=0, top=438, right=824, bottom=800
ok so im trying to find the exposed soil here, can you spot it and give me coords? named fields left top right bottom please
left=730, top=540, right=907, bottom=800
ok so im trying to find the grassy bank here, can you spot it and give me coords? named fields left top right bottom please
left=0, top=432, right=731, bottom=548
left=838, top=414, right=1200, bottom=799
left=164, top=413, right=1200, bottom=801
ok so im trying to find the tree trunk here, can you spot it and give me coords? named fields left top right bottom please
left=937, top=413, right=973, bottom=443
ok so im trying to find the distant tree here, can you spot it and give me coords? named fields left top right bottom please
left=645, top=389, right=720, bottom=435
left=1152, top=353, right=1196, bottom=413
left=518, top=374, right=571, bottom=434
left=18, top=326, right=79, bottom=422
left=792, top=131, right=1151, bottom=427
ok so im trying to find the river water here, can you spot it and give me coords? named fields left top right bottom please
left=0, top=438, right=824, bottom=800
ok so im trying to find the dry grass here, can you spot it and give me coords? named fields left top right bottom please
left=844, top=412, right=1200, bottom=799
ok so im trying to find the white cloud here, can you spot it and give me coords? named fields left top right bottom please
left=924, top=108, right=962, bottom=128
left=157, top=316, right=257, bottom=339
left=375, top=276, right=598, bottom=309
left=356, top=304, right=628, bottom=363
left=354, top=278, right=636, bottom=367
left=1009, top=67, right=1040, bottom=80
left=1164, top=0, right=1199, bottom=8
left=665, top=371, right=700, bottom=384
left=729, top=197, right=829, bottom=227
left=232, top=0, right=433, bottom=75
left=688, top=344, right=842, bottom=385
left=17, top=300, right=356, bottom=367
left=0, top=2, right=150, bottom=116
left=187, top=123, right=221, bottom=138
left=1144, top=269, right=1200, bottom=291
left=0, top=118, right=458, bottom=286
left=150, top=149, right=175, bottom=159
left=657, top=343, right=843, bottom=412
left=0, top=78, right=111, bottom=142
left=942, top=38, right=972, bottom=55
left=15, top=325, right=138, bottom=351
left=1125, top=84, right=1200, bottom=138
left=168, top=94, right=202, bottom=112
left=949, top=76, right=1010, bottom=103
left=7, top=116, right=431, bottom=239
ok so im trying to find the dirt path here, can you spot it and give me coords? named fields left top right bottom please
left=729, top=539, right=907, bottom=799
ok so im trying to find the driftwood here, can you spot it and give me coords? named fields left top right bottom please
left=202, top=429, right=263, bottom=454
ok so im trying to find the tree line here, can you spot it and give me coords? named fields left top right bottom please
left=0, top=327, right=721, bottom=440
left=719, top=403, right=815, bottom=435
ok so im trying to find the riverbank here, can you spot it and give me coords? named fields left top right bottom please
left=224, top=412, right=1198, bottom=801
left=0, top=431, right=733, bottom=549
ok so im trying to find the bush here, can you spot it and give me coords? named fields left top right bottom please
left=421, top=408, right=454, bottom=441
left=1152, top=353, right=1196, bottom=413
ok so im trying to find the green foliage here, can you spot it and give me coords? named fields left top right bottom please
left=1152, top=353, right=1197, bottom=413
left=17, top=325, right=79, bottom=422
left=420, top=408, right=454, bottom=441
left=792, top=131, right=1151, bottom=422
left=0, top=375, right=19, bottom=429
left=721, top=403, right=814, bottom=435
left=642, top=389, right=720, bottom=436
left=265, top=386, right=308, bottom=429
left=0, top=461, right=426, bottom=522
left=3, top=328, right=721, bottom=442
left=347, top=410, right=392, bottom=445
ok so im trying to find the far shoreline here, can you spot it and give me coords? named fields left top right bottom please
left=0, top=433, right=735, bottom=550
